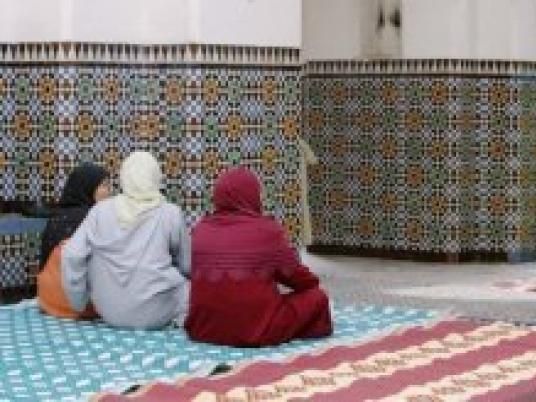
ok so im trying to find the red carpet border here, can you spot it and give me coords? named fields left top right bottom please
left=94, top=319, right=536, bottom=402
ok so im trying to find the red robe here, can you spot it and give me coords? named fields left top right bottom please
left=185, top=167, right=332, bottom=347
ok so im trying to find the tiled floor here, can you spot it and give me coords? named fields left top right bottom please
left=3, top=251, right=536, bottom=324
left=304, top=251, right=536, bottom=324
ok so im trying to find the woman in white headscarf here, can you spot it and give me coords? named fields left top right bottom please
left=61, top=151, right=190, bottom=329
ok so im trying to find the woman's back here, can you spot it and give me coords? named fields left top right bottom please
left=188, top=215, right=294, bottom=345
left=62, top=152, right=190, bottom=329
left=64, top=199, right=189, bottom=328
left=186, top=167, right=332, bottom=346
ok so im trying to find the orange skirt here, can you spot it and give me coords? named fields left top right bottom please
left=37, top=244, right=98, bottom=319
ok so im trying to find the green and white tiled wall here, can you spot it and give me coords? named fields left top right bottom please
left=3, top=46, right=536, bottom=292
left=303, top=60, right=536, bottom=254
left=0, top=44, right=303, bottom=290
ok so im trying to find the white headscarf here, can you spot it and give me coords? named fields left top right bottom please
left=115, top=151, right=164, bottom=227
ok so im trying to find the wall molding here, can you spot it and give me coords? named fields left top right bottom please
left=2, top=46, right=535, bottom=74
left=305, top=59, right=536, bottom=76
left=0, top=43, right=301, bottom=66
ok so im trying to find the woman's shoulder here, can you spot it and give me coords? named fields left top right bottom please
left=90, top=197, right=114, bottom=214
left=81, top=198, right=118, bottom=223
left=258, top=215, right=284, bottom=231
left=161, top=202, right=184, bottom=214
left=48, top=205, right=88, bottom=221
left=199, top=213, right=285, bottom=237
left=160, top=202, right=187, bottom=224
left=259, top=217, right=290, bottom=243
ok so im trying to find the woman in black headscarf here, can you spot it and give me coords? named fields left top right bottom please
left=39, top=163, right=109, bottom=269
left=37, top=163, right=109, bottom=319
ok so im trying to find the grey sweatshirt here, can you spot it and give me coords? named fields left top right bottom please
left=61, top=197, right=190, bottom=329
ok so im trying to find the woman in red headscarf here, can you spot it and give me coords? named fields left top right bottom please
left=185, top=167, right=332, bottom=347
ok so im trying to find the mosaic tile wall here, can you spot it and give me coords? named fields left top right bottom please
left=303, top=64, right=536, bottom=253
left=0, top=231, right=41, bottom=288
left=0, top=44, right=302, bottom=290
left=0, top=64, right=302, bottom=236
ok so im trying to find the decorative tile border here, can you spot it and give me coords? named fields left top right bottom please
left=0, top=43, right=301, bottom=66
left=305, top=59, right=536, bottom=76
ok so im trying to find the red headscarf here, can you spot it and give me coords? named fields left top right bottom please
left=193, top=166, right=297, bottom=276
left=213, top=167, right=262, bottom=215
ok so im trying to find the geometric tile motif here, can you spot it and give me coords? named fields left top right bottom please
left=0, top=64, right=303, bottom=243
left=0, top=231, right=41, bottom=288
left=304, top=74, right=536, bottom=253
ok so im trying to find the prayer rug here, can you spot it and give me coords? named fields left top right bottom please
left=0, top=301, right=437, bottom=402
left=94, top=319, right=536, bottom=402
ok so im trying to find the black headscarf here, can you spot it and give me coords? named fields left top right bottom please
left=59, top=163, right=109, bottom=207
left=39, top=163, right=108, bottom=269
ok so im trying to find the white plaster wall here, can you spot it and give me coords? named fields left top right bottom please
left=0, top=0, right=192, bottom=44
left=472, top=0, right=513, bottom=59
left=302, top=0, right=366, bottom=60
left=71, top=0, right=192, bottom=44
left=404, top=0, right=536, bottom=60
left=304, top=0, right=536, bottom=61
left=0, top=0, right=300, bottom=47
left=472, top=0, right=536, bottom=60
left=195, top=0, right=301, bottom=47
left=402, top=0, right=472, bottom=59
left=2, top=0, right=534, bottom=58
left=0, top=0, right=67, bottom=42
left=511, top=0, right=536, bottom=60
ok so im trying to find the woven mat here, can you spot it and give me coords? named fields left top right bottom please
left=0, top=301, right=437, bottom=401
left=96, top=319, right=536, bottom=402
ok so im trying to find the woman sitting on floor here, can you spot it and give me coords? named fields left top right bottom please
left=61, top=151, right=190, bottom=329
left=38, top=162, right=110, bottom=319
left=185, top=167, right=332, bottom=347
